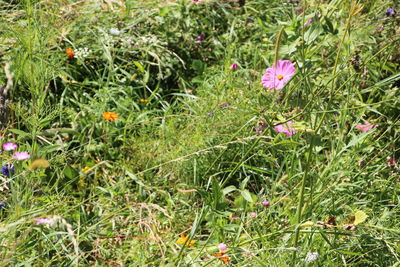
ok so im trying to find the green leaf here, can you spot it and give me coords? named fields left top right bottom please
left=159, top=6, right=168, bottom=17
left=191, top=59, right=206, bottom=74
left=125, top=169, right=146, bottom=187
left=41, top=145, right=62, bottom=153
left=241, top=189, right=253, bottom=203
left=64, top=166, right=79, bottom=179
left=335, top=250, right=363, bottom=256
left=304, top=24, right=323, bottom=44
left=222, top=185, right=237, bottom=195
left=8, top=129, right=30, bottom=138
left=133, top=61, right=145, bottom=73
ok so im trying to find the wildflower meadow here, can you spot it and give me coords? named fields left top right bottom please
left=0, top=0, right=399, bottom=265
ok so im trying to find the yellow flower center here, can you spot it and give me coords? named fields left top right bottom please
left=277, top=75, right=284, bottom=80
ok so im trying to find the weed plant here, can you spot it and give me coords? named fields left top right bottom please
left=0, top=0, right=399, bottom=265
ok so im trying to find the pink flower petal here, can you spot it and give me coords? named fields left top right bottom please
left=274, top=121, right=297, bottom=136
left=218, top=243, right=228, bottom=252
left=33, top=218, right=53, bottom=225
left=355, top=122, right=378, bottom=132
left=2, top=142, right=17, bottom=151
left=262, top=201, right=270, bottom=207
left=12, top=152, right=30, bottom=160
left=261, top=60, right=295, bottom=90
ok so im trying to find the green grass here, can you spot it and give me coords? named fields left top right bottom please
left=0, top=0, right=399, bottom=265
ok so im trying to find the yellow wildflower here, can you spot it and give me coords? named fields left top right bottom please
left=81, top=166, right=91, bottom=174
left=176, top=234, right=195, bottom=247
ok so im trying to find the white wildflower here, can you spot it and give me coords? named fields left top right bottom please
left=109, top=28, right=121, bottom=36
left=304, top=252, right=319, bottom=262
left=121, top=36, right=135, bottom=47
left=73, top=47, right=91, bottom=59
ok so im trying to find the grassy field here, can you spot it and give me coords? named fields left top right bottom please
left=0, top=0, right=399, bottom=265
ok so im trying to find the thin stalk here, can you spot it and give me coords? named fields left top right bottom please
left=314, top=0, right=359, bottom=134
left=274, top=27, right=285, bottom=66
left=291, top=1, right=361, bottom=263
left=291, top=135, right=314, bottom=262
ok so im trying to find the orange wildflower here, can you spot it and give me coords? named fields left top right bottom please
left=66, top=48, right=75, bottom=59
left=139, top=98, right=149, bottom=103
left=214, top=252, right=230, bottom=264
left=176, top=234, right=195, bottom=247
left=102, top=112, right=119, bottom=121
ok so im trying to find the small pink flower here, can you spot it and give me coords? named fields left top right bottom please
left=262, top=60, right=296, bottom=90
left=274, top=121, right=297, bottom=136
left=229, top=62, right=238, bottom=70
left=12, top=152, right=30, bottom=160
left=249, top=212, right=257, bottom=218
left=191, top=0, right=202, bottom=4
left=262, top=201, right=270, bottom=207
left=2, top=142, right=17, bottom=151
left=304, top=18, right=313, bottom=26
left=387, top=156, right=395, bottom=169
left=218, top=243, right=228, bottom=252
left=33, top=218, right=53, bottom=225
left=355, top=122, right=378, bottom=132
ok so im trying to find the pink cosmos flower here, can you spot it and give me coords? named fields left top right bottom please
left=218, top=243, right=228, bottom=252
left=261, top=60, right=296, bottom=90
left=2, top=142, right=17, bottom=151
left=12, top=152, right=30, bottom=160
left=230, top=62, right=238, bottom=70
left=274, top=121, right=297, bottom=136
left=262, top=201, right=270, bottom=207
left=33, top=218, right=53, bottom=225
left=355, top=122, right=378, bottom=132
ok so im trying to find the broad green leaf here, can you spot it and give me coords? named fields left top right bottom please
left=64, top=165, right=79, bottom=179
left=222, top=185, right=237, bottom=195
left=8, top=129, right=30, bottom=137
left=241, top=189, right=254, bottom=203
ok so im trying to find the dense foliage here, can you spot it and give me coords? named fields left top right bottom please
left=0, top=0, right=399, bottom=265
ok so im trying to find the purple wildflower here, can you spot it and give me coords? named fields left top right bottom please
left=1, top=164, right=15, bottom=177
left=254, top=121, right=267, bottom=135
left=196, top=34, right=205, bottom=42
left=229, top=62, right=238, bottom=70
left=386, top=8, right=395, bottom=16
left=304, top=18, right=313, bottom=26
left=219, top=103, right=230, bottom=108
